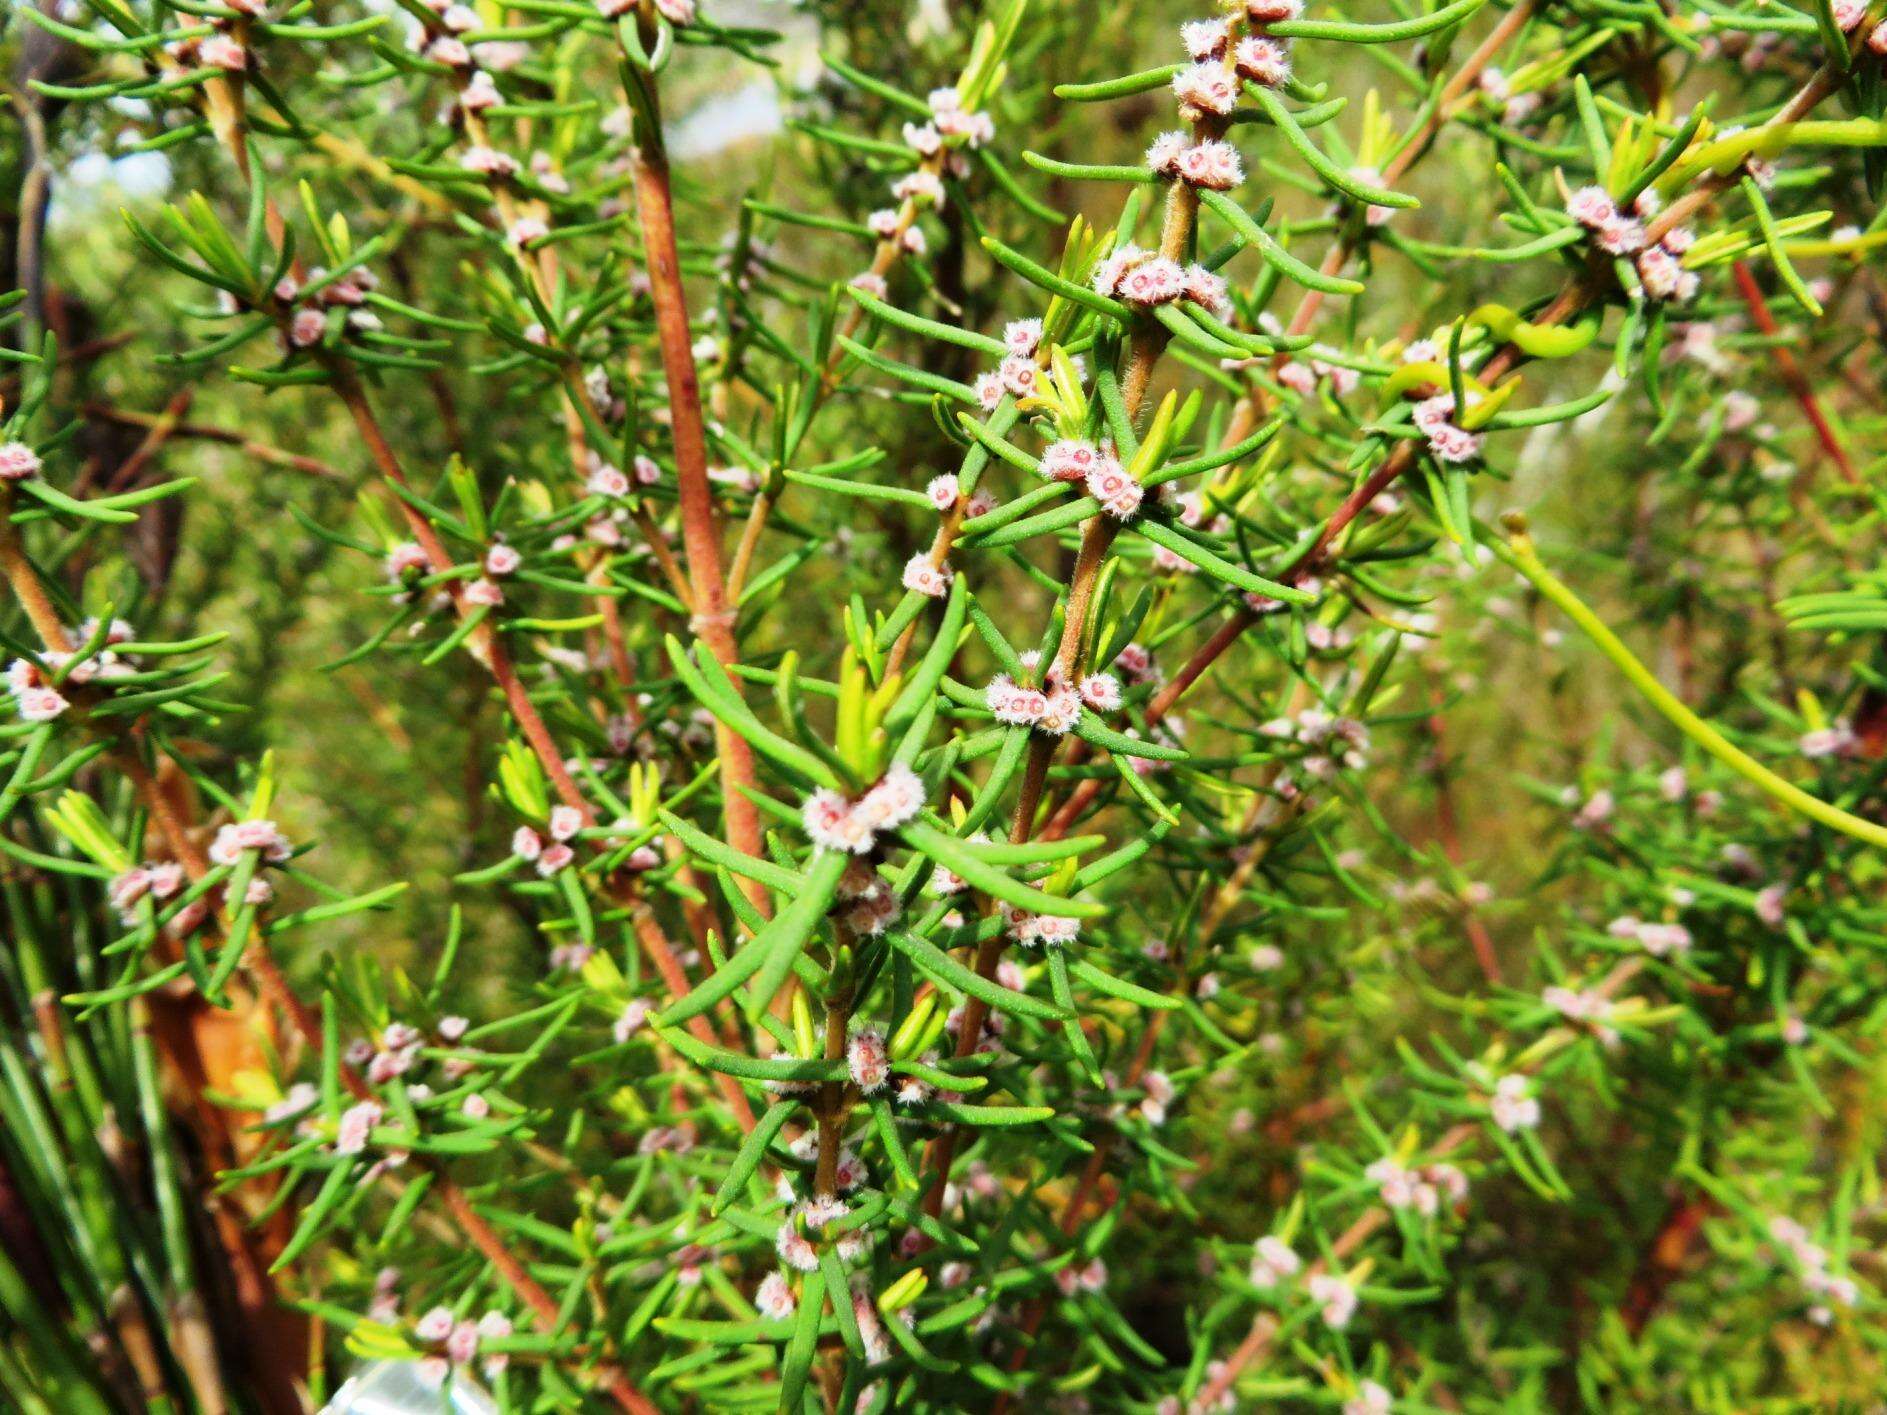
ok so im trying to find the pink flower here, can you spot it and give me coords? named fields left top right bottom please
left=653, top=0, right=694, bottom=21
left=803, top=789, right=876, bottom=855
left=507, top=216, right=549, bottom=247
left=1145, top=131, right=1188, bottom=177
left=902, top=121, right=943, bottom=156
left=1636, top=246, right=1681, bottom=300
left=893, top=169, right=945, bottom=207
left=426, top=37, right=471, bottom=66
left=579, top=461, right=628, bottom=499
left=856, top=763, right=925, bottom=831
left=1572, top=788, right=1615, bottom=830
left=613, top=999, right=650, bottom=1042
left=289, top=308, right=327, bottom=347
left=15, top=687, right=68, bottom=722
left=756, top=1272, right=797, bottom=1320
left=461, top=145, right=519, bottom=177
left=1638, top=922, right=1692, bottom=957
left=1565, top=186, right=1617, bottom=228
left=1078, top=673, right=1122, bottom=712
left=476, top=1311, right=512, bottom=1376
left=1596, top=216, right=1647, bottom=255
left=199, top=34, right=247, bottom=70
left=973, top=372, right=1004, bottom=410
left=1246, top=0, right=1304, bottom=20
left=0, top=442, right=41, bottom=481
left=1114, top=643, right=1155, bottom=682
left=1183, top=263, right=1232, bottom=317
left=209, top=819, right=292, bottom=866
left=1277, top=360, right=1318, bottom=396
left=926, top=474, right=960, bottom=510
left=385, top=541, right=428, bottom=581
left=548, top=805, right=583, bottom=841
left=1248, top=1234, right=1301, bottom=1287
left=1181, top=17, right=1231, bottom=58
left=1174, top=141, right=1244, bottom=191
left=462, top=1093, right=490, bottom=1120
left=1037, top=685, right=1084, bottom=735
left=511, top=826, right=542, bottom=861
left=1116, top=257, right=1186, bottom=306
left=1801, top=722, right=1856, bottom=758
left=1085, top=461, right=1144, bottom=519
left=986, top=674, right=1047, bottom=727
left=484, top=543, right=521, bottom=576
left=1427, top=422, right=1483, bottom=463
left=461, top=69, right=501, bottom=110
left=1172, top=63, right=1240, bottom=119
left=1754, top=884, right=1786, bottom=928
left=336, top=1101, right=382, bottom=1155
left=463, top=577, right=504, bottom=607
left=1413, top=395, right=1483, bottom=463
left=1090, top=242, right=1145, bottom=298
left=1308, top=1272, right=1358, bottom=1328
left=934, top=105, right=995, bottom=148
left=1234, top=36, right=1291, bottom=86
left=1489, top=1074, right=1539, bottom=1132
left=1040, top=439, right=1104, bottom=483
left=535, top=843, right=574, bottom=876
left=1003, top=318, right=1043, bottom=356
left=776, top=1224, right=819, bottom=1273
left=1834, top=0, right=1867, bottom=27
left=847, top=1028, right=890, bottom=1092
left=415, top=1306, right=455, bottom=1343
left=1313, top=359, right=1359, bottom=396
left=109, top=866, right=153, bottom=915
left=902, top=554, right=952, bottom=598
left=998, top=355, right=1039, bottom=399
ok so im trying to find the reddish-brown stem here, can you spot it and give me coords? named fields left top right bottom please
left=1618, top=1190, right=1715, bottom=1336
left=1729, top=260, right=1858, bottom=485
left=438, top=1183, right=658, bottom=1414
left=82, top=403, right=345, bottom=480
left=625, top=96, right=767, bottom=897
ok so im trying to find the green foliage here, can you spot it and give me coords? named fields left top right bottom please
left=2, top=0, right=1887, bottom=1409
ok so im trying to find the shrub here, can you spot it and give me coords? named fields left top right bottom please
left=3, top=0, right=1886, bottom=1409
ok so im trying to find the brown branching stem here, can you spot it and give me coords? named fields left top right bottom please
left=624, top=77, right=767, bottom=899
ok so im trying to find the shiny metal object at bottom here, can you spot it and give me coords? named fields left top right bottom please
left=318, top=1359, right=498, bottom=1415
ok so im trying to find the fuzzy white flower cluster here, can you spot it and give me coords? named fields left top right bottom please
left=1488, top=1073, right=1540, bottom=1132
left=1090, top=244, right=1231, bottom=319
left=802, top=764, right=926, bottom=854
left=1247, top=1233, right=1303, bottom=1289
left=1001, top=901, right=1081, bottom=948
left=1565, top=186, right=1699, bottom=302
left=1608, top=915, right=1694, bottom=957
left=1768, top=1215, right=1860, bottom=1324
left=1363, top=1156, right=1469, bottom=1214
